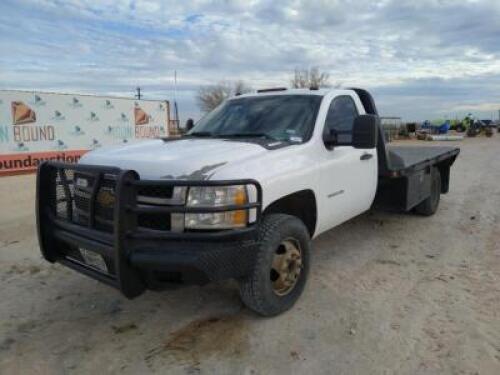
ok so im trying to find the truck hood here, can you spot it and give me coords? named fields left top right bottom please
left=80, top=138, right=273, bottom=180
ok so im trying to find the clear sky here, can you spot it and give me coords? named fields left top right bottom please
left=1, top=0, right=500, bottom=123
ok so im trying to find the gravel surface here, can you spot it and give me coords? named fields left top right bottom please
left=1, top=136, right=499, bottom=375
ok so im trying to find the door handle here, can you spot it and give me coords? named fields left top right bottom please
left=360, top=153, right=373, bottom=161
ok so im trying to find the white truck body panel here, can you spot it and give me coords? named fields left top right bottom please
left=80, top=89, right=379, bottom=238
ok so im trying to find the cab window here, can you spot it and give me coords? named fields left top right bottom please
left=324, top=96, right=358, bottom=145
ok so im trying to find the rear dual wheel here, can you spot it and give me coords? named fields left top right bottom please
left=415, top=167, right=441, bottom=216
left=239, top=214, right=311, bottom=316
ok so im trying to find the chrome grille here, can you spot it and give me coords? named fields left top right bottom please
left=51, top=166, right=186, bottom=233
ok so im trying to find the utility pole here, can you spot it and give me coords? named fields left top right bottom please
left=173, top=71, right=179, bottom=125
left=173, top=71, right=177, bottom=105
left=135, top=87, right=142, bottom=100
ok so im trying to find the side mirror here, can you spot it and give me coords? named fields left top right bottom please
left=352, top=115, right=378, bottom=149
left=323, top=129, right=337, bottom=149
left=185, top=118, right=194, bottom=131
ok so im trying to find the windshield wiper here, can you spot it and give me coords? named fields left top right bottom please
left=187, top=131, right=214, bottom=137
left=221, top=133, right=279, bottom=141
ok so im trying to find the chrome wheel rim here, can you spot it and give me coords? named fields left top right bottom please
left=270, top=238, right=303, bottom=296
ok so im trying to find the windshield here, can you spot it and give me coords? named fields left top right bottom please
left=188, top=95, right=322, bottom=143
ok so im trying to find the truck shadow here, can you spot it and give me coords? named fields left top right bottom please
left=313, top=209, right=414, bottom=252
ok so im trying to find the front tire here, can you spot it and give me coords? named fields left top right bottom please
left=239, top=214, right=311, bottom=316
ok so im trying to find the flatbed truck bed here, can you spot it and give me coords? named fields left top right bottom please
left=386, top=145, right=460, bottom=175
left=348, top=88, right=460, bottom=212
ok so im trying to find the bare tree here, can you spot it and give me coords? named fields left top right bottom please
left=196, top=80, right=252, bottom=113
left=291, top=67, right=331, bottom=89
left=196, top=83, right=231, bottom=113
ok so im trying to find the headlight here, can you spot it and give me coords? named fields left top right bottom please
left=185, top=185, right=248, bottom=229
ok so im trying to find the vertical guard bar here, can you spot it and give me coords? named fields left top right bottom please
left=114, top=170, right=146, bottom=298
left=58, top=167, right=73, bottom=223
left=88, top=172, right=101, bottom=229
left=36, top=162, right=58, bottom=262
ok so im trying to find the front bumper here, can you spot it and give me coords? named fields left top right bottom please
left=36, top=161, right=262, bottom=298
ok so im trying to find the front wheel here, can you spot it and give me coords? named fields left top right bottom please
left=239, top=214, right=311, bottom=316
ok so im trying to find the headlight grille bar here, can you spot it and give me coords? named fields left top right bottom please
left=129, top=202, right=260, bottom=214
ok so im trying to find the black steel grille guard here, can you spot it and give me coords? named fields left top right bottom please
left=36, top=161, right=262, bottom=298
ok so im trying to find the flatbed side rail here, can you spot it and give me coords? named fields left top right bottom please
left=385, top=147, right=460, bottom=177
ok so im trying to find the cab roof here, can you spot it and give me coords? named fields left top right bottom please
left=233, top=88, right=352, bottom=99
left=230, top=87, right=379, bottom=118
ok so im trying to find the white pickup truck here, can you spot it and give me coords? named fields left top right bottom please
left=36, top=88, right=459, bottom=316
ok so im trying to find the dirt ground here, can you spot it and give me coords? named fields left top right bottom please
left=1, top=136, right=499, bottom=375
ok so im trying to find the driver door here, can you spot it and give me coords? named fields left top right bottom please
left=317, top=95, right=378, bottom=233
